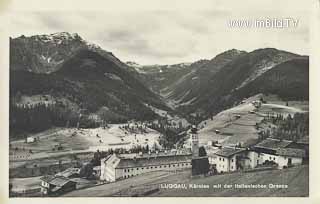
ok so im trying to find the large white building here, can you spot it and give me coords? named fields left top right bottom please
left=100, top=151, right=192, bottom=182
left=211, top=147, right=252, bottom=173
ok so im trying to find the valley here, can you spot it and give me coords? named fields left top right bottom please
left=9, top=32, right=309, bottom=197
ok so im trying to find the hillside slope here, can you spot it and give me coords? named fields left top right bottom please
left=10, top=50, right=170, bottom=122
left=177, top=49, right=307, bottom=118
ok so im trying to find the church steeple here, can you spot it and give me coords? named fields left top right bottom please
left=190, top=125, right=199, bottom=157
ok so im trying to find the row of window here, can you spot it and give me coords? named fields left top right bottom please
left=123, top=163, right=191, bottom=173
left=219, top=157, right=225, bottom=161
left=218, top=164, right=225, bottom=168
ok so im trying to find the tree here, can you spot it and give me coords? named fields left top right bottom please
left=79, top=162, right=94, bottom=179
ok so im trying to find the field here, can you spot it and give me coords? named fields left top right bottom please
left=10, top=176, right=42, bottom=193
left=152, top=165, right=308, bottom=197
left=196, top=94, right=308, bottom=147
left=9, top=124, right=162, bottom=178
left=63, top=165, right=308, bottom=197
left=63, top=171, right=175, bottom=197
left=9, top=124, right=162, bottom=162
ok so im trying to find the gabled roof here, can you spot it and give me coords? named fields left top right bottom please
left=214, top=147, right=246, bottom=158
left=103, top=154, right=121, bottom=169
left=276, top=148, right=306, bottom=158
left=40, top=175, right=76, bottom=187
left=254, top=138, right=292, bottom=150
left=117, top=154, right=192, bottom=168
left=55, top=168, right=79, bottom=178
left=51, top=176, right=76, bottom=186
left=103, top=152, right=192, bottom=169
left=40, top=175, right=55, bottom=183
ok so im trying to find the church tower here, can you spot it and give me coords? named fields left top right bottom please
left=190, top=125, right=199, bottom=157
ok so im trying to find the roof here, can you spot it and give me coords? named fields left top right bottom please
left=55, top=168, right=80, bottom=178
left=40, top=175, right=76, bottom=187
left=40, top=175, right=55, bottom=183
left=104, top=154, right=121, bottom=169
left=205, top=146, right=220, bottom=157
left=103, top=152, right=192, bottom=169
left=276, top=148, right=306, bottom=158
left=254, top=138, right=292, bottom=150
left=118, top=154, right=192, bottom=168
left=214, top=147, right=246, bottom=158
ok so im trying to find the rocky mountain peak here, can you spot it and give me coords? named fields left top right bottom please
left=10, top=32, right=125, bottom=74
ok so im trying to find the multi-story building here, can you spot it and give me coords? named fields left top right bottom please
left=212, top=147, right=251, bottom=173
left=100, top=151, right=192, bottom=182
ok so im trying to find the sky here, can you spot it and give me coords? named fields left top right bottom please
left=4, top=2, right=311, bottom=65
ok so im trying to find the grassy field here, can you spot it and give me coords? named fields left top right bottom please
left=63, top=171, right=175, bottom=197
left=62, top=165, right=308, bottom=197
left=196, top=94, right=308, bottom=147
left=151, top=165, right=308, bottom=197
left=9, top=124, right=161, bottom=162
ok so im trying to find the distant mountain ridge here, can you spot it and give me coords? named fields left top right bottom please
left=10, top=32, right=135, bottom=74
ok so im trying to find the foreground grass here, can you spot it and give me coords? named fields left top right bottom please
left=63, top=165, right=308, bottom=197
left=152, top=165, right=309, bottom=197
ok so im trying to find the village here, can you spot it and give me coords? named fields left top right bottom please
left=9, top=96, right=309, bottom=197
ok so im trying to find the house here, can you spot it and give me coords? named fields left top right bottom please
left=100, top=151, right=192, bottom=182
left=212, top=147, right=251, bottom=173
left=286, top=138, right=309, bottom=163
left=252, top=100, right=262, bottom=108
left=276, top=148, right=306, bottom=168
left=205, top=145, right=221, bottom=165
left=26, top=137, right=36, bottom=143
left=40, top=175, right=76, bottom=196
left=251, top=138, right=306, bottom=169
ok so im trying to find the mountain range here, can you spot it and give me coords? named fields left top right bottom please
left=10, top=32, right=309, bottom=124
left=10, top=33, right=170, bottom=124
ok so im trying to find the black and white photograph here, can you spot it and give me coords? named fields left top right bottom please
left=2, top=0, right=316, bottom=200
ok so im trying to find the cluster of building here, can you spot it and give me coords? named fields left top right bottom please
left=38, top=124, right=308, bottom=195
left=100, top=125, right=308, bottom=182
left=207, top=138, right=308, bottom=173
